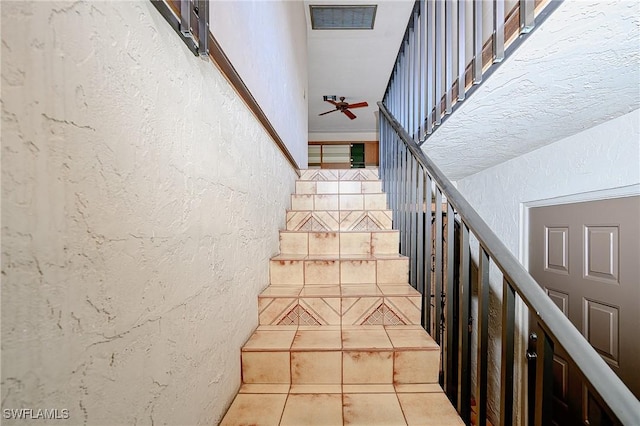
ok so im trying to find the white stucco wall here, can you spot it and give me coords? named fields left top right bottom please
left=210, top=0, right=309, bottom=169
left=1, top=2, right=297, bottom=424
left=455, top=108, right=640, bottom=423
left=457, top=109, right=640, bottom=258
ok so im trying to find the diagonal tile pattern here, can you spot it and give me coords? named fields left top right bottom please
left=220, top=169, right=463, bottom=425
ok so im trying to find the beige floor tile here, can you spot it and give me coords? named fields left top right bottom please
left=340, top=284, right=382, bottom=296
left=394, top=350, right=440, bottom=384
left=371, top=231, right=399, bottom=255
left=343, top=384, right=395, bottom=393
left=258, top=297, right=297, bottom=325
left=291, top=328, right=342, bottom=350
left=271, top=253, right=308, bottom=260
left=385, top=296, right=421, bottom=325
left=343, top=350, right=393, bottom=384
left=385, top=327, right=439, bottom=349
left=299, top=285, right=341, bottom=297
left=364, top=193, right=388, bottom=210
left=340, top=232, right=372, bottom=255
left=238, top=383, right=290, bottom=394
left=257, top=325, right=299, bottom=331
left=241, top=351, right=290, bottom=383
left=305, top=260, right=340, bottom=285
left=376, top=258, right=409, bottom=283
left=342, top=393, right=407, bottom=425
left=270, top=260, right=304, bottom=285
left=341, top=297, right=383, bottom=325
left=397, top=392, right=465, bottom=425
left=394, top=383, right=443, bottom=393
left=295, top=180, right=317, bottom=194
left=287, top=211, right=311, bottom=230
left=340, top=194, right=364, bottom=210
left=368, top=210, right=393, bottom=230
left=361, top=181, right=382, bottom=193
left=291, top=351, right=342, bottom=384
left=308, top=232, right=339, bottom=255
left=316, top=181, right=339, bottom=194
left=300, top=297, right=341, bottom=325
left=280, top=232, right=308, bottom=255
left=243, top=329, right=297, bottom=350
left=378, top=284, right=420, bottom=296
left=342, top=328, right=392, bottom=349
left=292, top=194, right=314, bottom=210
left=289, top=384, right=342, bottom=394
left=219, top=393, right=287, bottom=426
left=260, top=286, right=302, bottom=297
left=339, top=181, right=362, bottom=194
left=298, top=324, right=340, bottom=331
left=315, top=194, right=339, bottom=210
left=341, top=260, right=376, bottom=284
left=280, top=393, right=343, bottom=426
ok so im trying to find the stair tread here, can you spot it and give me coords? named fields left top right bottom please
left=221, top=383, right=464, bottom=426
left=260, top=283, right=420, bottom=298
left=272, top=253, right=408, bottom=261
left=241, top=324, right=438, bottom=352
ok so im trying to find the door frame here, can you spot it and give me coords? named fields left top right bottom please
left=517, top=183, right=640, bottom=425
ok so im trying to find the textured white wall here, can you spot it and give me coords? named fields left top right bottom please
left=457, top=109, right=640, bottom=257
left=210, top=0, right=309, bottom=168
left=1, top=2, right=297, bottom=424
left=455, top=108, right=640, bottom=424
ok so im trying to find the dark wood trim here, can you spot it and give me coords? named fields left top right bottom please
left=207, top=33, right=301, bottom=175
left=153, top=0, right=300, bottom=174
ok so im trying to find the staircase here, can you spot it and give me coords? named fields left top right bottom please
left=220, top=169, right=463, bottom=425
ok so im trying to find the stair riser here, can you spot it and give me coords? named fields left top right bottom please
left=241, top=349, right=439, bottom=385
left=291, top=194, right=387, bottom=211
left=279, top=231, right=399, bottom=256
left=285, top=210, right=393, bottom=231
left=299, top=169, right=379, bottom=182
left=269, top=258, right=408, bottom=285
left=258, top=296, right=421, bottom=326
left=295, top=180, right=382, bottom=195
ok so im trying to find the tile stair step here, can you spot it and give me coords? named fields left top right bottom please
left=298, top=169, right=380, bottom=182
left=222, top=169, right=464, bottom=424
left=291, top=193, right=388, bottom=211
left=258, top=283, right=421, bottom=326
left=285, top=209, right=393, bottom=231
left=269, top=254, right=409, bottom=286
left=295, top=180, right=383, bottom=195
left=240, top=325, right=440, bottom=386
left=221, top=383, right=464, bottom=426
left=279, top=229, right=400, bottom=256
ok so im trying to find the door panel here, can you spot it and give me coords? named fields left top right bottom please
left=529, top=195, right=640, bottom=424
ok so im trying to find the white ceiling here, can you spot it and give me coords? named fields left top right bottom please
left=304, top=0, right=640, bottom=180
left=305, top=0, right=414, bottom=135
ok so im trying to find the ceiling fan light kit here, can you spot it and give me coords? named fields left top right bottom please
left=319, top=96, right=368, bottom=120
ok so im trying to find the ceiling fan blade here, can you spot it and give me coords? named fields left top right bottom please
left=319, top=109, right=338, bottom=116
left=325, top=100, right=339, bottom=107
left=346, top=102, right=368, bottom=109
left=343, top=109, right=357, bottom=120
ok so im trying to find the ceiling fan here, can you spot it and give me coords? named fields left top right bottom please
left=319, top=96, right=368, bottom=120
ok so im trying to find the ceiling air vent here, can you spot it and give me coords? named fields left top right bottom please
left=310, top=5, right=377, bottom=30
